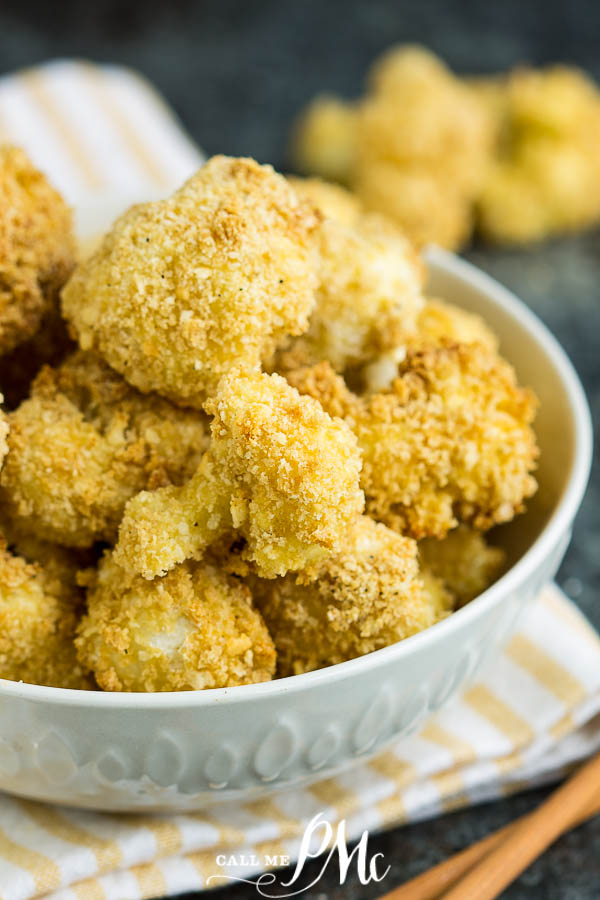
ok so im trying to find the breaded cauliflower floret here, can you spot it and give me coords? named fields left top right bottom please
left=287, top=176, right=363, bottom=226
left=419, top=525, right=506, bottom=607
left=416, top=298, right=499, bottom=352
left=115, top=369, right=364, bottom=580
left=362, top=297, right=499, bottom=393
left=291, top=96, right=358, bottom=185
left=0, top=535, right=91, bottom=689
left=76, top=552, right=276, bottom=692
left=0, top=146, right=75, bottom=355
left=62, top=156, right=320, bottom=408
left=253, top=516, right=450, bottom=675
left=290, top=47, right=494, bottom=250
left=1, top=351, right=210, bottom=547
left=354, top=163, right=474, bottom=252
left=477, top=66, right=600, bottom=243
left=276, top=211, right=424, bottom=374
left=288, top=343, right=538, bottom=540
left=353, top=47, right=493, bottom=249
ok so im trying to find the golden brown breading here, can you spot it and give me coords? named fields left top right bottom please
left=0, top=145, right=75, bottom=355
left=1, top=350, right=210, bottom=547
left=62, top=156, right=320, bottom=408
left=416, top=298, right=498, bottom=352
left=114, top=369, right=364, bottom=580
left=288, top=343, right=538, bottom=539
left=290, top=96, right=358, bottom=185
left=477, top=66, right=600, bottom=243
left=252, top=516, right=451, bottom=675
left=362, top=297, right=499, bottom=393
left=275, top=211, right=424, bottom=374
left=419, top=567, right=454, bottom=618
left=287, top=176, right=363, bottom=226
left=76, top=551, right=276, bottom=692
left=0, top=535, right=91, bottom=689
left=419, top=525, right=506, bottom=607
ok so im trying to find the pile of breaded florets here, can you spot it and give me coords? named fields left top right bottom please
left=292, top=45, right=600, bottom=248
left=0, top=148, right=538, bottom=691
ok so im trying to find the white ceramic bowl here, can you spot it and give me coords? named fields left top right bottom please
left=0, top=248, right=592, bottom=812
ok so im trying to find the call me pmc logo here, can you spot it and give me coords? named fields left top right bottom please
left=207, top=811, right=390, bottom=896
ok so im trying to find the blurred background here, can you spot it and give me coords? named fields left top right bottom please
left=1, top=0, right=600, bottom=167
left=0, top=1, right=598, bottom=895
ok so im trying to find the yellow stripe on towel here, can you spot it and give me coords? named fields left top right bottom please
left=505, top=634, right=586, bottom=706
left=19, top=68, right=104, bottom=190
left=0, top=826, right=62, bottom=893
left=17, top=800, right=123, bottom=872
left=463, top=684, right=535, bottom=746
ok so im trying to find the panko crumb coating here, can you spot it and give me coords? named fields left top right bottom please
left=287, top=176, right=363, bottom=226
left=477, top=66, right=600, bottom=243
left=76, top=552, right=276, bottom=692
left=416, top=299, right=498, bottom=353
left=362, top=297, right=499, bottom=393
left=287, top=342, right=538, bottom=540
left=114, top=369, right=364, bottom=580
left=275, top=210, right=424, bottom=374
left=291, top=96, right=358, bottom=185
left=0, top=535, right=91, bottom=689
left=420, top=525, right=506, bottom=607
left=252, top=516, right=451, bottom=676
left=0, top=145, right=76, bottom=355
left=62, top=156, right=321, bottom=408
left=1, top=350, right=210, bottom=547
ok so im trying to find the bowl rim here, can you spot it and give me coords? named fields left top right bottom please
left=1, top=247, right=592, bottom=709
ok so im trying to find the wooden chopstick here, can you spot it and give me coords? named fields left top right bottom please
left=379, top=787, right=600, bottom=900
left=441, top=751, right=600, bottom=899
left=380, top=757, right=600, bottom=900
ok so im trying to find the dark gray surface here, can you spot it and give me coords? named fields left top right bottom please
left=1, top=1, right=598, bottom=896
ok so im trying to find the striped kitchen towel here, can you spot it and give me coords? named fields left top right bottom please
left=0, top=60, right=597, bottom=900
left=0, top=59, right=204, bottom=238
